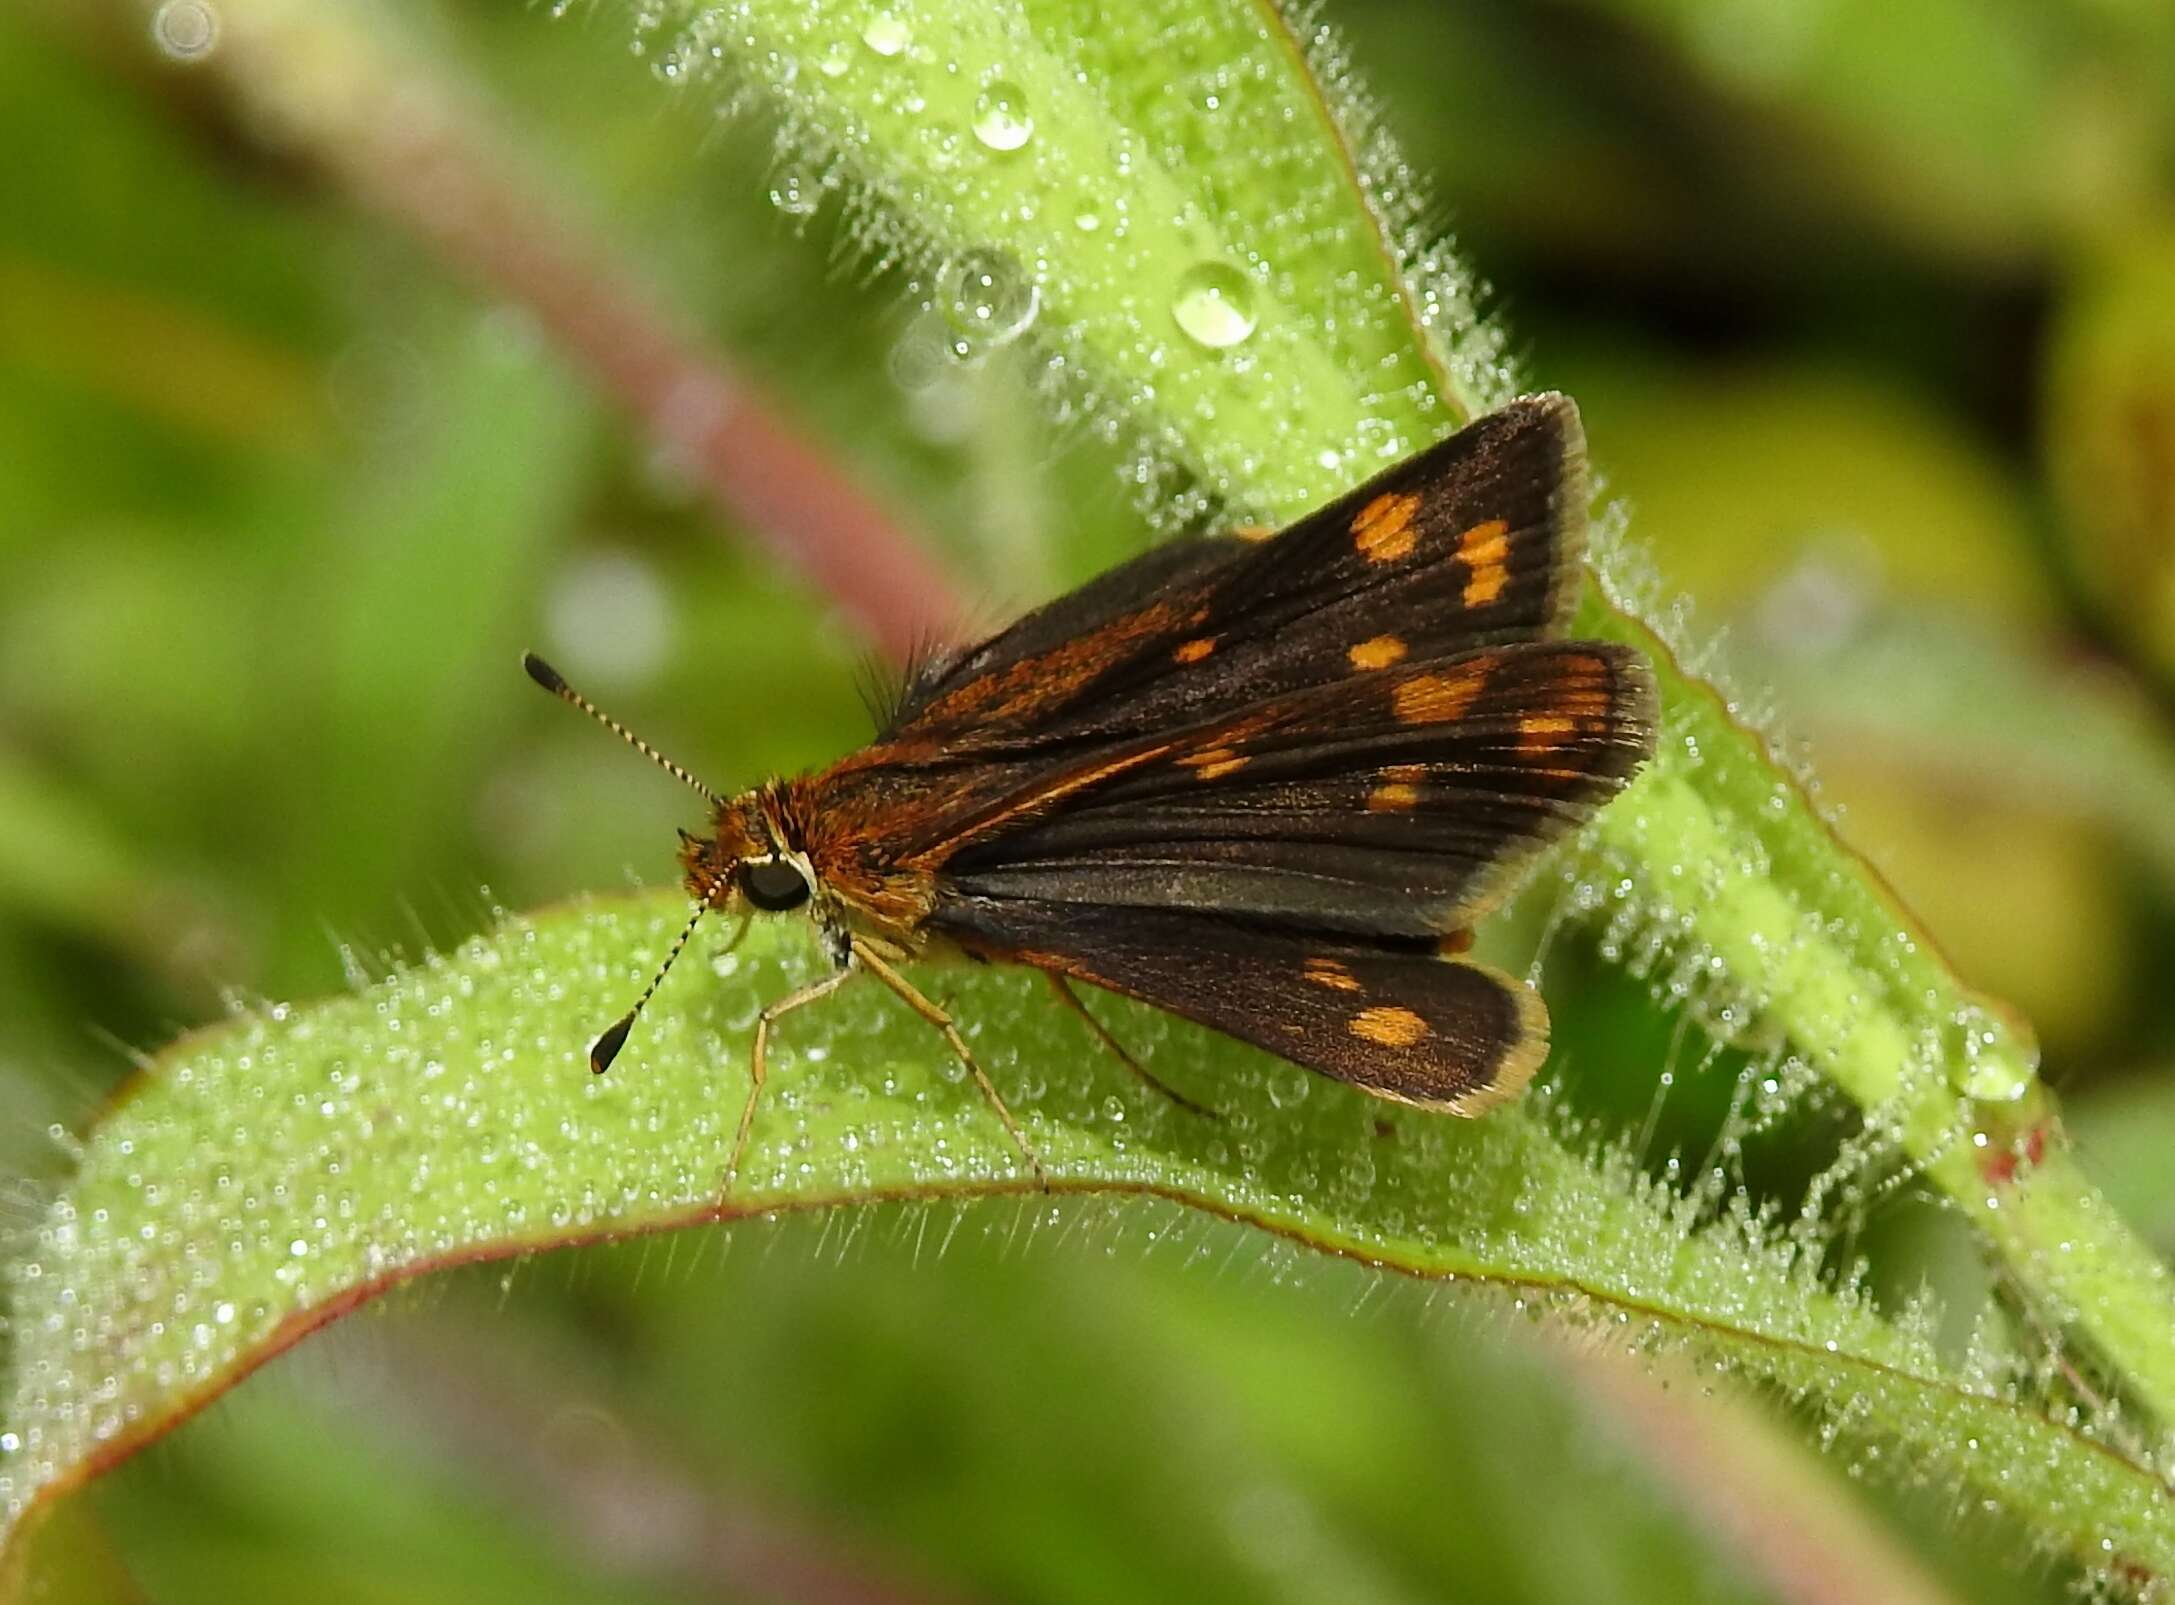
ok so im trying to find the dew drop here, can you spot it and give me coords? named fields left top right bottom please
left=861, top=12, right=909, bottom=56
left=971, top=81, right=1033, bottom=151
left=1171, top=261, right=1257, bottom=349
left=1073, top=211, right=1101, bottom=232
left=941, top=248, right=1039, bottom=354
left=888, top=315, right=951, bottom=393
left=1266, top=1066, right=1312, bottom=1110
left=817, top=40, right=853, bottom=76
left=768, top=167, right=822, bottom=217
left=152, top=0, right=218, bottom=59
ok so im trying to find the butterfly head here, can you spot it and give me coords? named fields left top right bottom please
left=678, top=794, right=815, bottom=917
left=524, top=651, right=832, bottom=1072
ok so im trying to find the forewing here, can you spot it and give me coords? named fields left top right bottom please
left=935, top=641, right=1656, bottom=936
left=884, top=393, right=1591, bottom=748
left=935, top=902, right=1548, bottom=1112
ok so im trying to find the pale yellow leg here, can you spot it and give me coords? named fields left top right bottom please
left=853, top=939, right=1048, bottom=1188
left=712, top=910, right=752, bottom=962
left=728, top=966, right=853, bottom=1191
left=1044, top=974, right=1219, bottom=1120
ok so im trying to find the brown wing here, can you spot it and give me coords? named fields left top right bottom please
left=883, top=392, right=1590, bottom=750
left=923, top=641, right=1654, bottom=938
left=782, top=396, right=1650, bottom=1109
left=798, top=393, right=1603, bottom=877
left=940, top=901, right=1548, bottom=1113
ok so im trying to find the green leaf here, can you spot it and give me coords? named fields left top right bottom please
left=4, top=903, right=2168, bottom=1579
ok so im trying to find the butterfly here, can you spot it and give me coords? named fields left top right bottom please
left=528, top=392, right=1656, bottom=1185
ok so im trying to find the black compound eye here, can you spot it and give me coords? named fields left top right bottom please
left=739, top=857, right=811, bottom=912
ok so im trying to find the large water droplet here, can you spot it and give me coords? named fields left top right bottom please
left=888, top=316, right=950, bottom=393
left=941, top=249, right=1039, bottom=354
left=152, top=0, right=219, bottom=59
left=1946, top=1002, right=2036, bottom=1102
left=1171, top=262, right=1257, bottom=349
left=817, top=40, right=853, bottom=77
left=971, top=81, right=1033, bottom=152
left=861, top=12, right=909, bottom=56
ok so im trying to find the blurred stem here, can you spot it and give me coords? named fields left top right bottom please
left=187, top=0, right=964, bottom=660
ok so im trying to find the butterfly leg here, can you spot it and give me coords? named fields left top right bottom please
left=853, top=938, right=1049, bottom=1189
left=709, top=910, right=752, bottom=965
left=727, top=965, right=855, bottom=1193
left=1044, top=975, right=1219, bottom=1120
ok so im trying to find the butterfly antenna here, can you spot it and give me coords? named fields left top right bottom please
left=522, top=651, right=720, bottom=806
left=589, top=896, right=710, bottom=1074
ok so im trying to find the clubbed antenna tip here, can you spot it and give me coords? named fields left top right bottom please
left=590, top=1013, right=635, bottom=1075
left=582, top=898, right=712, bottom=1078
left=522, top=650, right=569, bottom=696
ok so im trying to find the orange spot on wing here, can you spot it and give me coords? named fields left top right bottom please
left=1436, top=930, right=1475, bottom=957
left=1231, top=523, right=1277, bottom=543
left=1350, top=1005, right=1429, bottom=1048
left=1173, top=636, right=1217, bottom=664
left=1520, top=714, right=1581, bottom=751
left=1352, top=491, right=1422, bottom=563
left=1458, top=519, right=1511, bottom=607
left=1366, top=782, right=1420, bottom=812
left=1303, top=957, right=1362, bottom=992
left=1391, top=664, right=1487, bottom=725
left=1348, top=634, right=1407, bottom=671
left=1537, top=653, right=1622, bottom=719
left=1180, top=746, right=1249, bottom=781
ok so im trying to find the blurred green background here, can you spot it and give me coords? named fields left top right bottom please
left=5, top=0, right=2175, bottom=1598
